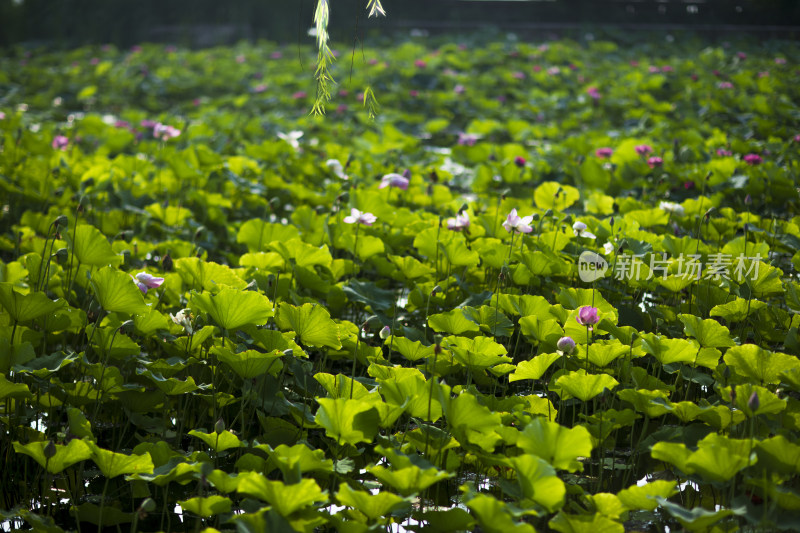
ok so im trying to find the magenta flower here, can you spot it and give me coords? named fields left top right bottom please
left=514, top=156, right=526, bottom=167
left=153, top=123, right=181, bottom=141
left=648, top=66, right=660, bottom=73
left=409, top=90, right=419, bottom=98
left=454, top=84, right=466, bottom=95
left=737, top=51, right=747, bottom=60
left=458, top=133, right=480, bottom=146
left=512, top=71, right=526, bottom=80
left=794, top=134, right=800, bottom=143
left=253, top=84, right=267, bottom=93
left=775, top=57, right=787, bottom=65
left=718, top=81, right=734, bottom=89
left=576, top=306, right=599, bottom=329
left=0, top=111, right=6, bottom=120
left=446, top=212, right=470, bottom=231
left=90, top=57, right=100, bottom=65
left=557, top=336, right=576, bottom=355
left=52, top=135, right=69, bottom=150
left=270, top=51, right=283, bottom=59
left=647, top=156, right=663, bottom=168
left=379, top=173, right=409, bottom=190
left=661, top=65, right=674, bottom=72
left=134, top=272, right=164, bottom=294
left=716, top=148, right=733, bottom=157
left=634, top=144, right=653, bottom=156
left=292, top=91, right=307, bottom=99
left=343, top=208, right=376, bottom=226
left=743, top=153, right=763, bottom=165
left=595, top=147, right=613, bottom=158
left=502, top=208, right=533, bottom=234
left=414, top=60, right=427, bottom=68
left=586, top=86, right=601, bottom=100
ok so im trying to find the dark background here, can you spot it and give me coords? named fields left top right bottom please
left=1, top=0, right=799, bottom=49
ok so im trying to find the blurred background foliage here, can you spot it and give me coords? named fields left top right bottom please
left=1, top=0, right=799, bottom=49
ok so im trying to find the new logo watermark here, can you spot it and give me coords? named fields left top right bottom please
left=578, top=251, right=608, bottom=282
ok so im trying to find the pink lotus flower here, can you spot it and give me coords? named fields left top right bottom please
left=775, top=57, right=787, bottom=65
left=635, top=144, right=653, bottom=156
left=743, top=153, right=763, bottom=165
left=758, top=71, right=769, bottom=78
left=0, top=112, right=6, bottom=120
left=338, top=89, right=349, bottom=97
left=90, top=57, right=100, bottom=65
left=737, top=51, right=747, bottom=60
left=546, top=67, right=560, bottom=76
left=716, top=148, right=733, bottom=157
left=718, top=81, right=734, bottom=89
left=235, top=54, right=246, bottom=63
left=379, top=173, right=409, bottom=190
left=794, top=134, right=800, bottom=142
left=647, top=156, right=663, bottom=168
left=512, top=71, right=526, bottom=80
left=586, top=86, right=601, bottom=99
left=253, top=84, right=267, bottom=93
left=447, top=212, right=470, bottom=231
left=165, top=45, right=177, bottom=53
left=557, top=336, right=576, bottom=355
left=52, top=135, right=69, bottom=150
left=336, top=104, right=347, bottom=113
left=292, top=91, right=307, bottom=99
left=532, top=65, right=542, bottom=72
left=343, top=208, right=376, bottom=226
left=414, top=60, right=427, bottom=68
left=661, top=65, right=674, bottom=72
left=409, top=90, right=419, bottom=98
left=648, top=66, right=660, bottom=73
left=572, top=221, right=596, bottom=240
left=454, top=84, right=465, bottom=95
left=514, top=156, right=526, bottom=167
left=134, top=272, right=164, bottom=294
left=502, top=208, right=533, bottom=234
left=595, top=147, right=613, bottom=158
left=114, top=120, right=130, bottom=129
left=154, top=123, right=181, bottom=140
left=131, top=45, right=142, bottom=53
left=576, top=306, right=599, bottom=329
left=141, top=119, right=157, bottom=129
left=270, top=51, right=283, bottom=59
left=458, top=133, right=480, bottom=146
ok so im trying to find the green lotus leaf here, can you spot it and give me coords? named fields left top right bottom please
left=710, top=297, right=767, bottom=322
left=236, top=474, right=326, bottom=516
left=548, top=511, right=624, bottom=533
left=336, top=232, right=385, bottom=261
left=656, top=498, right=744, bottom=531
left=315, top=397, right=380, bottom=446
left=0, top=373, right=32, bottom=401
left=66, top=224, right=122, bottom=267
left=13, top=438, right=92, bottom=474
left=188, top=429, right=242, bottom=453
left=428, top=308, right=480, bottom=335
left=723, top=383, right=787, bottom=417
left=465, top=493, right=536, bottom=533
left=755, top=435, right=800, bottom=475
left=519, top=316, right=564, bottom=345
left=388, top=254, right=436, bottom=280
left=678, top=314, right=735, bottom=348
left=368, top=464, right=452, bottom=497
left=724, top=344, right=799, bottom=385
left=616, top=480, right=677, bottom=511
left=87, top=442, right=153, bottom=478
left=509, top=352, right=561, bottom=382
left=89, top=266, right=148, bottom=315
left=176, top=257, right=247, bottom=290
left=639, top=334, right=698, bottom=366
left=67, top=407, right=94, bottom=440
left=554, top=370, right=619, bottom=402
left=191, top=288, right=273, bottom=331
left=617, top=389, right=671, bottom=418
left=378, top=370, right=442, bottom=422
left=342, top=279, right=395, bottom=312
left=534, top=181, right=580, bottom=211
left=385, top=336, right=435, bottom=362
left=462, top=305, right=515, bottom=337
left=275, top=302, right=341, bottom=349
left=137, top=368, right=201, bottom=395
left=314, top=372, right=373, bottom=400
left=440, top=390, right=503, bottom=452
left=447, top=335, right=510, bottom=369
left=71, top=502, right=132, bottom=527
left=509, top=454, right=566, bottom=513
left=517, top=417, right=594, bottom=472
left=269, top=238, right=332, bottom=269
left=237, top=219, right=300, bottom=253
left=212, top=346, right=283, bottom=379
left=0, top=283, right=66, bottom=323
left=178, top=495, right=232, bottom=518
left=336, top=483, right=408, bottom=521
left=413, top=508, right=475, bottom=533
left=585, top=342, right=629, bottom=368
left=258, top=443, right=334, bottom=481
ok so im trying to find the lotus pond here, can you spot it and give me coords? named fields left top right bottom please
left=1, top=33, right=800, bottom=532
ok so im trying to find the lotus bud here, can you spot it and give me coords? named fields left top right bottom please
left=214, top=418, right=225, bottom=434
left=557, top=336, right=576, bottom=355
left=282, top=348, right=293, bottom=357
left=43, top=440, right=57, bottom=459
left=53, top=215, right=68, bottom=229
left=379, top=326, right=391, bottom=340
left=140, top=498, right=157, bottom=513
left=730, top=385, right=737, bottom=404
left=531, top=213, right=540, bottom=221
left=53, top=248, right=69, bottom=265
left=748, top=392, right=760, bottom=412
left=544, top=209, right=553, bottom=218
left=431, top=285, right=441, bottom=296
left=162, top=253, right=173, bottom=272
